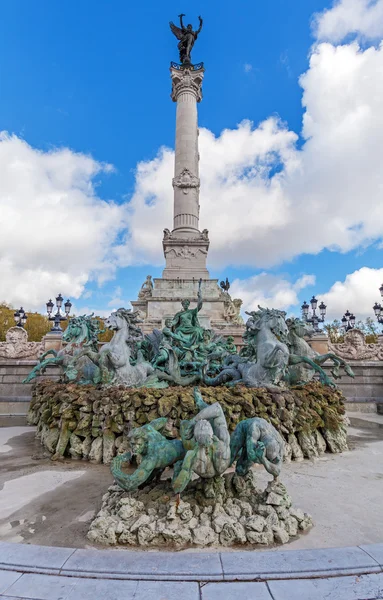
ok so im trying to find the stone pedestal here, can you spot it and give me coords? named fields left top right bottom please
left=307, top=334, right=329, bottom=355
left=42, top=333, right=63, bottom=353
left=131, top=277, right=244, bottom=340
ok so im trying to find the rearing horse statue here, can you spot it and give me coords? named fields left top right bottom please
left=285, top=317, right=355, bottom=386
left=23, top=314, right=102, bottom=384
left=204, top=307, right=340, bottom=388
left=75, top=308, right=155, bottom=387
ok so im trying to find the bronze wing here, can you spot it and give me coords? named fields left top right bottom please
left=169, top=21, right=184, bottom=40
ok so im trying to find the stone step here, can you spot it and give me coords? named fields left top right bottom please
left=0, top=396, right=31, bottom=416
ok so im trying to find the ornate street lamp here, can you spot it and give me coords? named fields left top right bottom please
left=301, top=295, right=327, bottom=332
left=341, top=309, right=356, bottom=332
left=13, top=307, right=27, bottom=328
left=372, top=284, right=383, bottom=328
left=46, top=293, right=72, bottom=332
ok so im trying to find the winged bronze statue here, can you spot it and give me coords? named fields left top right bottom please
left=169, top=14, right=203, bottom=65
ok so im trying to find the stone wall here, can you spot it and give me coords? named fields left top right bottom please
left=324, top=361, right=383, bottom=405
left=27, top=380, right=348, bottom=464
left=0, top=360, right=60, bottom=417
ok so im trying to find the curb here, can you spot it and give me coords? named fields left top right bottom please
left=0, top=542, right=382, bottom=583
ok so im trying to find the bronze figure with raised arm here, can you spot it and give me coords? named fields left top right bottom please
left=169, top=13, right=203, bottom=65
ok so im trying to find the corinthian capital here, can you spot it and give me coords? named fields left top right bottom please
left=170, top=66, right=204, bottom=102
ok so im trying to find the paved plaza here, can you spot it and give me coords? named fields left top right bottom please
left=0, top=412, right=383, bottom=598
left=1, top=413, right=382, bottom=550
left=0, top=541, right=382, bottom=599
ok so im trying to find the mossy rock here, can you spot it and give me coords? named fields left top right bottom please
left=28, top=380, right=347, bottom=463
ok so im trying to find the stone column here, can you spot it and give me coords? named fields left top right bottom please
left=162, top=64, right=210, bottom=280
left=171, top=65, right=204, bottom=237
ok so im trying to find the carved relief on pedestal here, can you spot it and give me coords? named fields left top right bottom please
left=224, top=298, right=244, bottom=325
left=329, top=328, right=383, bottom=361
left=172, top=168, right=200, bottom=195
left=164, top=246, right=207, bottom=260
left=0, top=327, right=43, bottom=360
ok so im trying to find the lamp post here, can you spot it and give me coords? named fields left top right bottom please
left=13, top=307, right=27, bottom=328
left=341, top=310, right=356, bottom=332
left=372, top=283, right=383, bottom=328
left=301, top=296, right=327, bottom=332
left=46, top=294, right=72, bottom=332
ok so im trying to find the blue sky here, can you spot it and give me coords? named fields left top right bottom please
left=1, top=0, right=383, bottom=321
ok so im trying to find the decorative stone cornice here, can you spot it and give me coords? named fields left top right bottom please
left=170, top=66, right=204, bottom=102
left=172, top=168, right=200, bottom=195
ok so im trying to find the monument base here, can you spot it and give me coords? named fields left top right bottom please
left=87, top=473, right=313, bottom=548
left=132, top=277, right=245, bottom=346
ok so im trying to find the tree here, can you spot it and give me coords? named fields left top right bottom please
left=324, top=317, right=379, bottom=344
left=0, top=303, right=113, bottom=344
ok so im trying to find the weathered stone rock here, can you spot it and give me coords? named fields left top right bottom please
left=193, top=525, right=218, bottom=546
left=29, top=380, right=348, bottom=464
left=102, top=431, right=115, bottom=464
left=89, top=437, right=103, bottom=463
left=246, top=530, right=274, bottom=545
left=219, top=522, right=246, bottom=545
left=322, top=427, right=348, bottom=453
left=297, top=431, right=319, bottom=459
left=288, top=433, right=304, bottom=461
left=69, top=433, right=83, bottom=459
left=274, top=527, right=289, bottom=544
left=245, top=515, right=266, bottom=532
left=266, top=492, right=283, bottom=506
left=314, top=429, right=327, bottom=454
left=285, top=516, right=298, bottom=536
left=87, top=473, right=313, bottom=549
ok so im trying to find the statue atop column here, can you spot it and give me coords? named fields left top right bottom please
left=169, top=14, right=203, bottom=65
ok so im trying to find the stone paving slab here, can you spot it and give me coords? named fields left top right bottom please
left=0, top=542, right=74, bottom=574
left=3, top=573, right=79, bottom=600
left=0, top=570, right=22, bottom=595
left=61, top=548, right=223, bottom=581
left=268, top=572, right=383, bottom=600
left=134, top=581, right=200, bottom=600
left=201, top=581, right=273, bottom=599
left=361, top=544, right=383, bottom=568
left=2, top=573, right=200, bottom=600
left=220, top=545, right=382, bottom=580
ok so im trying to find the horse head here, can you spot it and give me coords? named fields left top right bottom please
left=104, top=308, right=130, bottom=331
left=245, top=306, right=289, bottom=341
left=286, top=317, right=314, bottom=340
left=63, top=314, right=102, bottom=349
left=63, top=315, right=89, bottom=345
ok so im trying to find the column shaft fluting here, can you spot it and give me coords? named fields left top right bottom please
left=170, top=66, right=204, bottom=236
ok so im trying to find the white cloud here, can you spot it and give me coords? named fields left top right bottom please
left=321, top=267, right=383, bottom=320
left=244, top=63, right=253, bottom=73
left=230, top=273, right=316, bottom=314
left=314, top=0, right=383, bottom=43
left=0, top=133, right=125, bottom=310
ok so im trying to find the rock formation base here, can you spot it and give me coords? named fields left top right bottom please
left=88, top=472, right=313, bottom=549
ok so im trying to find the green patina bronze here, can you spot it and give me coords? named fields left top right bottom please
left=111, top=388, right=285, bottom=496
left=111, top=418, right=186, bottom=492
left=22, top=314, right=103, bottom=385
left=23, top=288, right=354, bottom=391
left=230, top=417, right=284, bottom=479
